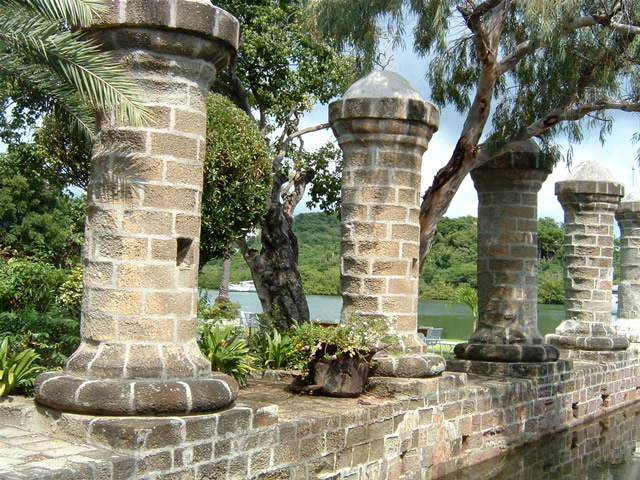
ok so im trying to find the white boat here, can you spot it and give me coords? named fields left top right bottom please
left=229, top=281, right=256, bottom=292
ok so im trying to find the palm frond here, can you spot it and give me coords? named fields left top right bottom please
left=0, top=2, right=151, bottom=131
left=0, top=0, right=104, bottom=27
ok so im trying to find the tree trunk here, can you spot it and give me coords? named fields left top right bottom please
left=215, top=250, right=232, bottom=305
left=240, top=204, right=310, bottom=330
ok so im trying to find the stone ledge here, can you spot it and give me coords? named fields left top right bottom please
left=34, top=372, right=238, bottom=416
left=370, top=353, right=446, bottom=378
left=446, top=358, right=572, bottom=379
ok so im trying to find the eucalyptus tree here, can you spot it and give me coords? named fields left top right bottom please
left=213, top=0, right=354, bottom=328
left=0, top=0, right=148, bottom=148
left=312, top=0, right=640, bottom=269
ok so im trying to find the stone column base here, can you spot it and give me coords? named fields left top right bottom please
left=545, top=320, right=629, bottom=351
left=453, top=342, right=559, bottom=363
left=446, top=358, right=572, bottom=379
left=614, top=319, right=640, bottom=343
left=370, top=353, right=446, bottom=378
left=34, top=372, right=238, bottom=416
left=554, top=348, right=638, bottom=363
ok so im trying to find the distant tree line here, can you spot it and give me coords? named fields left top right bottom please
left=199, top=212, right=571, bottom=305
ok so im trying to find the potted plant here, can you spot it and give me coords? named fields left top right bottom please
left=288, top=313, right=396, bottom=397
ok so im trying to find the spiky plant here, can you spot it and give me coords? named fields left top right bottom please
left=0, top=0, right=150, bottom=143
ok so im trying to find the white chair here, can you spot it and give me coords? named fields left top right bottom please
left=419, top=327, right=443, bottom=354
left=239, top=311, right=260, bottom=330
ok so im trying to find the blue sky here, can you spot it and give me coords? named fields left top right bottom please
left=297, top=53, right=640, bottom=225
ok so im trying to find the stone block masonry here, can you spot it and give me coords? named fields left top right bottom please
left=546, top=160, right=629, bottom=355
left=4, top=352, right=639, bottom=479
left=330, top=71, right=439, bottom=337
left=34, top=0, right=242, bottom=416
left=615, top=187, right=640, bottom=341
left=455, top=140, right=558, bottom=363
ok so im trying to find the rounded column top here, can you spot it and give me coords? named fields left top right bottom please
left=555, top=160, right=624, bottom=197
left=88, top=0, right=239, bottom=67
left=474, top=139, right=551, bottom=172
left=329, top=70, right=439, bottom=129
left=617, top=186, right=640, bottom=215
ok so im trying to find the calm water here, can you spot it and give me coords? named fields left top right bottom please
left=439, top=402, right=640, bottom=480
left=202, top=290, right=566, bottom=338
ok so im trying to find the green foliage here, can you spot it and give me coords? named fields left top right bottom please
left=538, top=257, right=565, bottom=304
left=0, top=310, right=79, bottom=369
left=538, top=217, right=564, bottom=260
left=0, top=337, right=45, bottom=396
left=312, top=1, right=640, bottom=166
left=198, top=323, right=256, bottom=387
left=447, top=286, right=478, bottom=330
left=0, top=257, right=67, bottom=312
left=0, top=147, right=85, bottom=266
left=0, top=0, right=149, bottom=144
left=421, top=216, right=478, bottom=297
left=56, top=265, right=83, bottom=315
left=0, top=257, right=81, bottom=368
left=289, top=314, right=396, bottom=384
left=214, top=0, right=355, bottom=129
left=199, top=212, right=341, bottom=296
left=198, top=295, right=241, bottom=323
left=251, top=327, right=294, bottom=370
left=200, top=93, right=272, bottom=268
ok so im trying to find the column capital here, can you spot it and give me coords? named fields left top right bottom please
left=329, top=71, right=439, bottom=137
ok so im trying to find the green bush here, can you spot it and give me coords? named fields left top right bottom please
left=0, top=310, right=79, bottom=368
left=251, top=327, right=294, bottom=370
left=198, top=323, right=256, bottom=387
left=0, top=337, right=45, bottom=396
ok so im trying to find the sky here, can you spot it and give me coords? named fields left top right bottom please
left=296, top=50, right=640, bottom=225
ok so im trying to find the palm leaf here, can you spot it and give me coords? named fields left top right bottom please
left=0, top=0, right=150, bottom=141
left=1, top=0, right=104, bottom=27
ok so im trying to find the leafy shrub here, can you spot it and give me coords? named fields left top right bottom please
left=198, top=323, right=256, bottom=387
left=0, top=310, right=79, bottom=368
left=57, top=265, right=83, bottom=315
left=199, top=298, right=241, bottom=323
left=0, top=337, right=45, bottom=396
left=0, top=257, right=67, bottom=312
left=289, top=314, right=396, bottom=384
left=251, top=327, right=294, bottom=370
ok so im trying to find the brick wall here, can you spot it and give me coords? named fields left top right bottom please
left=5, top=353, right=640, bottom=479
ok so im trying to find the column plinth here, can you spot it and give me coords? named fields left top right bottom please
left=546, top=161, right=628, bottom=352
left=34, top=1, right=241, bottom=415
left=329, top=72, right=438, bottom=341
left=454, top=141, right=559, bottom=362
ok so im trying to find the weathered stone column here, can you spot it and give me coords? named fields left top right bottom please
left=455, top=141, right=559, bottom=362
left=546, top=161, right=629, bottom=353
left=615, top=188, right=640, bottom=342
left=329, top=71, right=439, bottom=338
left=35, top=1, right=240, bottom=415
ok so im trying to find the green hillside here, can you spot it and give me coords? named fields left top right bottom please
left=199, top=213, right=567, bottom=303
left=199, top=212, right=340, bottom=295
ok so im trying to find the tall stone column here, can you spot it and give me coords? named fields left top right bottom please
left=454, top=141, right=559, bottom=362
left=546, top=161, right=629, bottom=353
left=615, top=188, right=640, bottom=342
left=329, top=71, right=439, bottom=337
left=35, top=1, right=240, bottom=415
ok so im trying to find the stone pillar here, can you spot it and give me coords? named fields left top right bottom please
left=546, top=161, right=629, bottom=352
left=329, top=71, right=439, bottom=337
left=454, top=141, right=559, bottom=362
left=615, top=188, right=640, bottom=342
left=35, top=1, right=240, bottom=415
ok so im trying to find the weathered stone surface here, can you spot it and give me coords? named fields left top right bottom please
left=457, top=141, right=558, bottom=363
left=330, top=71, right=438, bottom=335
left=370, top=354, right=445, bottom=378
left=546, top=161, right=628, bottom=353
left=34, top=1, right=239, bottom=415
left=615, top=187, right=640, bottom=341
